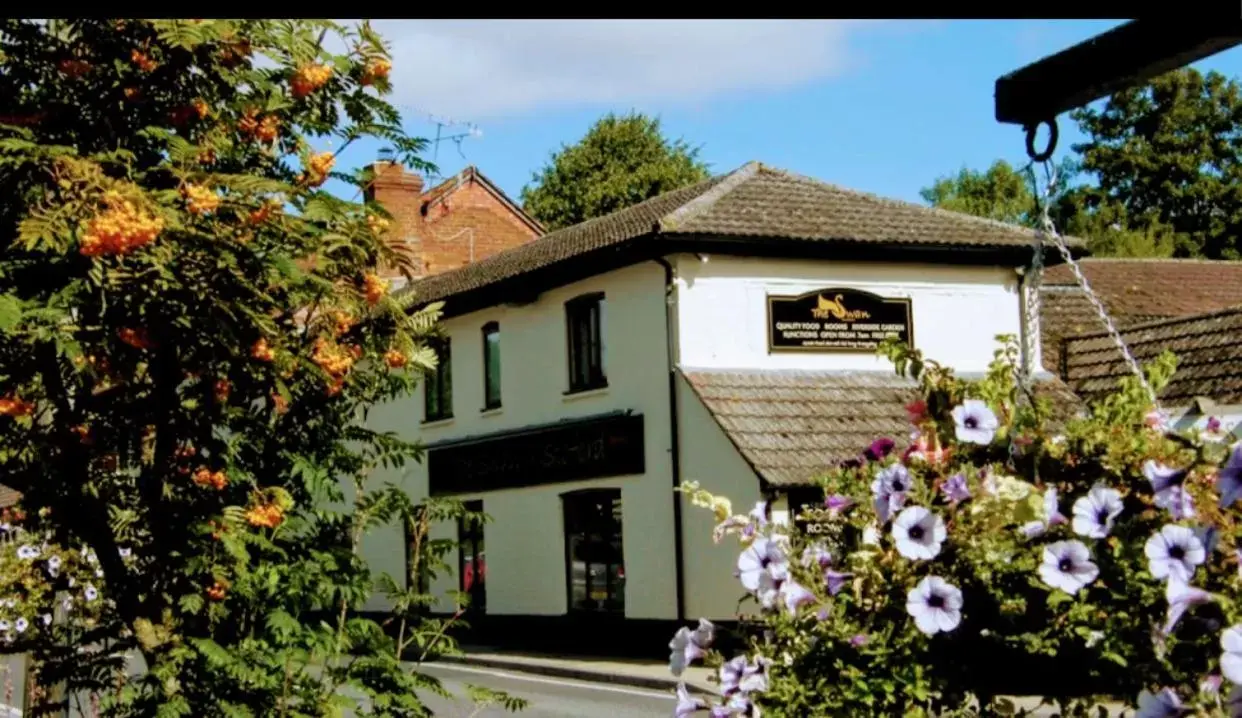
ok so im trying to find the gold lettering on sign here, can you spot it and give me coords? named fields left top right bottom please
left=810, top=294, right=871, bottom=322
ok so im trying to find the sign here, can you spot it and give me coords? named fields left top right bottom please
left=787, top=488, right=833, bottom=535
left=767, top=287, right=913, bottom=353
left=428, top=413, right=644, bottom=496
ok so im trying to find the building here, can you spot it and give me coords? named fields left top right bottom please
left=358, top=160, right=1082, bottom=655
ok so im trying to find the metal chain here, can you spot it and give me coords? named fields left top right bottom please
left=1025, top=161, right=1162, bottom=412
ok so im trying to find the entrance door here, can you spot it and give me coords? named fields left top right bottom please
left=458, top=500, right=486, bottom=614
left=561, top=489, right=624, bottom=614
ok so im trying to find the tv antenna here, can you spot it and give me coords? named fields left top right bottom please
left=404, top=108, right=482, bottom=184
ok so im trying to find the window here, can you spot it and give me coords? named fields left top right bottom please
left=482, top=322, right=501, bottom=410
left=565, top=293, right=606, bottom=393
left=404, top=515, right=431, bottom=609
left=562, top=489, right=624, bottom=614
left=458, top=500, right=486, bottom=613
left=424, top=338, right=452, bottom=422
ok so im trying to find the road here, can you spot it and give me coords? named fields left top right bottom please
left=417, top=663, right=676, bottom=718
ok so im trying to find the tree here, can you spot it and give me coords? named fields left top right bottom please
left=919, top=159, right=1036, bottom=227
left=0, top=19, right=522, bottom=716
left=520, top=112, right=710, bottom=231
left=1071, top=67, right=1242, bottom=259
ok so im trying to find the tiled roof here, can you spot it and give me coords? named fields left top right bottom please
left=1061, top=305, right=1242, bottom=406
left=683, top=369, right=1082, bottom=487
left=403, top=161, right=1082, bottom=307
left=1038, top=259, right=1242, bottom=373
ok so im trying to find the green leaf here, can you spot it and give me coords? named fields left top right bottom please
left=0, top=294, right=21, bottom=333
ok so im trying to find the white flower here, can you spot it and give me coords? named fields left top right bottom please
left=800, top=544, right=832, bottom=569
left=1164, top=578, right=1212, bottom=636
left=951, top=400, right=999, bottom=445
left=891, top=507, right=946, bottom=561
left=1071, top=485, right=1124, bottom=539
left=737, top=538, right=788, bottom=592
left=668, top=618, right=714, bottom=677
left=16, top=545, right=37, bottom=561
left=13, top=618, right=27, bottom=634
left=1145, top=525, right=1206, bottom=583
left=118, top=547, right=132, bottom=558
left=61, top=596, right=72, bottom=612
left=39, top=614, right=51, bottom=626
left=84, top=585, right=98, bottom=602
left=1038, top=540, right=1099, bottom=595
left=0, top=620, right=10, bottom=632
left=1020, top=487, right=1067, bottom=539
left=1135, top=688, right=1183, bottom=718
left=861, top=523, right=881, bottom=546
left=1222, top=625, right=1242, bottom=684
left=905, top=576, right=962, bottom=635
left=779, top=580, right=816, bottom=614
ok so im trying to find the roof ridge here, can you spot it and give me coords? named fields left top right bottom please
left=1061, top=257, right=1242, bottom=265
left=658, top=161, right=760, bottom=232
left=1064, top=302, right=1242, bottom=342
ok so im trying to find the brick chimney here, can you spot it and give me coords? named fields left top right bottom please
left=365, top=150, right=425, bottom=284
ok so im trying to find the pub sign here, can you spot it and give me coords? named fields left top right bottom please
left=428, top=412, right=645, bottom=496
left=767, top=287, right=913, bottom=353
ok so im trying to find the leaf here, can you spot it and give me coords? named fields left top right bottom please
left=0, top=294, right=21, bottom=333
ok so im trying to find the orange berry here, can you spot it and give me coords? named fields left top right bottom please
left=130, top=49, right=158, bottom=72
left=367, top=214, right=390, bottom=235
left=359, top=57, right=391, bottom=86
left=206, top=581, right=227, bottom=601
left=301, top=152, right=335, bottom=188
left=117, top=327, right=155, bottom=350
left=58, top=59, right=91, bottom=78
left=256, top=115, right=280, bottom=143
left=245, top=503, right=284, bottom=529
left=214, top=378, right=231, bottom=403
left=290, top=63, right=333, bottom=99
left=192, top=467, right=228, bottom=490
left=271, top=392, right=289, bottom=415
left=80, top=192, right=164, bottom=257
left=384, top=349, right=407, bottom=369
left=183, top=184, right=220, bottom=216
left=0, top=396, right=34, bottom=418
left=251, top=338, right=274, bottom=362
left=123, top=87, right=142, bottom=101
left=363, top=273, right=388, bottom=306
left=238, top=108, right=260, bottom=137
left=331, top=312, right=354, bottom=338
left=192, top=98, right=209, bottom=119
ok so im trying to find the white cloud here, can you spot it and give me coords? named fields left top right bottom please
left=354, top=20, right=871, bottom=121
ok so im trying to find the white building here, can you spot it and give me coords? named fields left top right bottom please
left=359, top=161, right=1080, bottom=654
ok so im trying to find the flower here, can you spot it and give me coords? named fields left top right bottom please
left=780, top=580, right=816, bottom=614
left=674, top=683, right=706, bottom=718
left=823, top=494, right=853, bottom=513
left=1020, top=487, right=1068, bottom=539
left=905, top=576, right=963, bottom=635
left=1145, top=525, right=1206, bottom=583
left=825, top=569, right=852, bottom=596
left=1163, top=578, right=1212, bottom=635
left=0, top=621, right=9, bottom=632
left=863, top=437, right=896, bottom=461
left=13, top=618, right=27, bottom=634
left=1071, top=485, right=1124, bottom=539
left=951, top=399, right=999, bottom=445
left=1145, top=409, right=1172, bottom=433
left=892, top=506, right=946, bottom=560
left=719, top=655, right=772, bottom=698
left=1223, top=626, right=1242, bottom=684
left=1135, top=688, right=1183, bottom=718
left=39, top=614, right=51, bottom=626
left=737, top=537, right=788, bottom=596
left=719, top=656, right=747, bottom=696
left=46, top=555, right=61, bottom=577
left=800, top=544, right=832, bottom=569
left=849, top=634, right=868, bottom=648
left=16, top=545, right=37, bottom=561
left=1038, top=540, right=1099, bottom=595
left=668, top=619, right=714, bottom=677
left=1219, top=443, right=1242, bottom=509
left=1158, top=486, right=1197, bottom=521
left=1145, top=460, right=1195, bottom=519
left=84, top=584, right=98, bottom=602
left=904, top=399, right=928, bottom=424
left=871, top=464, right=913, bottom=524
left=941, top=473, right=971, bottom=504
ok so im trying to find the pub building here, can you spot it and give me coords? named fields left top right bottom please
left=358, top=161, right=1081, bottom=655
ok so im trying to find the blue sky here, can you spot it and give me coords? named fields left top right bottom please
left=327, top=20, right=1242, bottom=208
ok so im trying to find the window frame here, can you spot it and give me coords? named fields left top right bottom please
left=482, top=322, right=502, bottom=411
left=561, top=488, right=624, bottom=615
left=423, top=336, right=453, bottom=422
left=457, top=500, right=486, bottom=613
left=564, top=293, right=607, bottom=394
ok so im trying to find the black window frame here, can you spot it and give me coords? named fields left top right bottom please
left=457, top=500, right=486, bottom=613
left=482, top=322, right=502, bottom=411
left=561, top=488, right=624, bottom=615
left=565, top=293, right=607, bottom=394
left=423, top=337, right=453, bottom=422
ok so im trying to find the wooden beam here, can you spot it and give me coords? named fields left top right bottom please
left=995, top=20, right=1242, bottom=126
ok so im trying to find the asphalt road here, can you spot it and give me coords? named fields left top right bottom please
left=417, top=663, right=676, bottom=718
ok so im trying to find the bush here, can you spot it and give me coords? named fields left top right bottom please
left=670, top=336, right=1242, bottom=717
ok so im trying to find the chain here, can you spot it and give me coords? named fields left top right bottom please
left=1025, top=161, right=1162, bottom=413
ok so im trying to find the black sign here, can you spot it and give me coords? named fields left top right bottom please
left=786, top=488, right=833, bottom=536
left=767, top=287, right=913, bottom=353
left=428, top=413, right=645, bottom=496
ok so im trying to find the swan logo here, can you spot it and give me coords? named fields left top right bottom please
left=810, top=294, right=871, bottom=322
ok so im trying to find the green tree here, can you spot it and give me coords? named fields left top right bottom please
left=520, top=111, right=710, bottom=230
left=919, top=159, right=1036, bottom=226
left=1071, top=67, right=1242, bottom=259
left=0, top=19, right=522, bottom=716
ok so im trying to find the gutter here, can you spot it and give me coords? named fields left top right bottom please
left=654, top=256, right=687, bottom=622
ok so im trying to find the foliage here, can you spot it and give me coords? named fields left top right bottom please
left=919, top=159, right=1045, bottom=227
left=669, top=335, right=1242, bottom=716
left=519, top=111, right=710, bottom=231
left=0, top=18, right=523, bottom=716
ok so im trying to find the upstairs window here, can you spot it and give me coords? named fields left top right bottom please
left=565, top=293, right=606, bottom=393
left=424, top=337, right=452, bottom=422
left=482, top=322, right=501, bottom=410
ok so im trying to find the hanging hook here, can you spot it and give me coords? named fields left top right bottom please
left=1024, top=118, right=1059, bottom=163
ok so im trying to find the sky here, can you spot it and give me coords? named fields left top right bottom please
left=326, top=20, right=1242, bottom=208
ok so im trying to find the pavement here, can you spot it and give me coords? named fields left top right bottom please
left=419, top=662, right=674, bottom=717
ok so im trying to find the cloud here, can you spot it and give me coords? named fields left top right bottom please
left=357, top=20, right=869, bottom=121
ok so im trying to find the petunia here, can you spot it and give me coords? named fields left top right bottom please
left=906, top=576, right=962, bottom=635
left=1223, top=625, right=1242, bottom=684
left=1135, top=688, right=1183, bottom=718
left=1158, top=486, right=1197, bottom=521
left=951, top=400, right=999, bottom=445
left=84, top=584, right=98, bottom=602
left=1145, top=460, right=1196, bottom=519
left=1202, top=674, right=1223, bottom=696
left=0, top=620, right=9, bottom=632
left=941, top=473, right=971, bottom=504
left=1163, top=578, right=1212, bottom=635
left=849, top=633, right=868, bottom=648
left=718, top=656, right=747, bottom=696
left=16, top=545, right=37, bottom=561
left=863, top=437, right=896, bottom=462
left=1038, top=540, right=1099, bottom=595
left=119, top=547, right=132, bottom=558
left=1197, top=526, right=1221, bottom=556
left=779, top=580, right=816, bottom=614
left=13, top=618, right=26, bottom=634
left=39, top=614, right=51, bottom=626
left=800, top=544, right=833, bottom=570
left=1071, top=485, right=1124, bottom=539
left=1145, top=525, right=1206, bottom=583
left=823, top=494, right=853, bottom=514
left=871, top=464, right=914, bottom=524
left=737, top=538, right=789, bottom=594
left=1145, top=409, right=1172, bottom=433
left=674, top=683, right=706, bottom=718
left=892, top=507, right=946, bottom=561
left=61, top=596, right=72, bottom=612
left=747, top=502, right=769, bottom=528
left=862, top=524, right=881, bottom=546
left=737, top=656, right=772, bottom=695
left=668, top=618, right=715, bottom=677
left=1219, top=443, right=1242, bottom=509
left=712, top=515, right=750, bottom=544
left=824, top=569, right=852, bottom=596
left=1020, top=487, right=1068, bottom=539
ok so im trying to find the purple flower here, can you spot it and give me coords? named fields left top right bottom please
left=1222, top=625, right=1242, bottom=684
left=824, top=569, right=851, bottom=596
left=815, top=606, right=831, bottom=621
left=747, top=502, right=769, bottom=528
left=1135, top=688, right=1184, bottom=718
left=1163, top=578, right=1212, bottom=636
left=800, top=544, right=832, bottom=570
left=824, top=494, right=853, bottom=514
left=1219, top=443, right=1242, bottom=509
left=737, top=656, right=772, bottom=695
left=906, top=576, right=962, bottom=635
left=1021, top=487, right=1068, bottom=539
left=668, top=618, right=715, bottom=677
left=871, top=464, right=913, bottom=524
left=1201, top=674, right=1223, bottom=696
left=719, top=656, right=747, bottom=696
left=1159, top=486, right=1197, bottom=521
left=13, top=618, right=26, bottom=634
left=780, top=580, right=816, bottom=614
left=941, top=473, right=971, bottom=504
left=1145, top=460, right=1196, bottom=519
left=1208, top=416, right=1224, bottom=433
left=675, top=683, right=706, bottom=718
left=864, top=437, right=896, bottom=462
left=1197, top=525, right=1221, bottom=556
left=892, top=506, right=946, bottom=561
left=737, top=538, right=788, bottom=591
left=1145, top=525, right=1206, bottom=583
left=849, top=633, right=868, bottom=648
left=1071, top=485, right=1124, bottom=539
left=951, top=399, right=999, bottom=445
left=1038, top=540, right=1098, bottom=595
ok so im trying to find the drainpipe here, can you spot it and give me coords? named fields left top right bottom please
left=654, top=256, right=687, bottom=622
left=1015, top=266, right=1032, bottom=377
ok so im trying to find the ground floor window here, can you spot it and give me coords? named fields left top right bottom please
left=562, top=488, right=624, bottom=614
left=458, top=500, right=486, bottom=613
